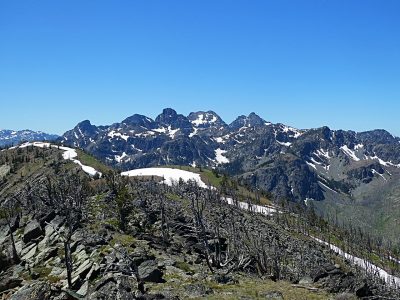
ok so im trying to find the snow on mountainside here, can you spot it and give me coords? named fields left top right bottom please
left=61, top=108, right=400, bottom=217
left=0, top=129, right=59, bottom=147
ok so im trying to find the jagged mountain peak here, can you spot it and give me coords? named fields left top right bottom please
left=188, top=111, right=226, bottom=128
left=121, top=114, right=155, bottom=129
left=154, top=108, right=192, bottom=130
left=155, top=108, right=178, bottom=123
left=229, top=112, right=267, bottom=130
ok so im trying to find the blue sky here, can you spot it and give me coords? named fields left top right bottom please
left=1, top=0, right=399, bottom=136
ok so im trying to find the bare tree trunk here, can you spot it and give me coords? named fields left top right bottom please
left=7, top=220, right=20, bottom=263
left=64, top=239, right=73, bottom=288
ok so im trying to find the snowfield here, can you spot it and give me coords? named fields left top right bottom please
left=18, top=142, right=102, bottom=177
left=225, top=197, right=277, bottom=216
left=312, top=237, right=400, bottom=287
left=121, top=167, right=209, bottom=188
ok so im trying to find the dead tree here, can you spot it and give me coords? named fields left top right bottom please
left=188, top=180, right=214, bottom=273
left=38, top=173, right=89, bottom=289
left=0, top=201, right=21, bottom=263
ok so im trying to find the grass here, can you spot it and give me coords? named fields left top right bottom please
left=175, top=261, right=194, bottom=273
left=110, top=233, right=135, bottom=249
left=161, top=165, right=223, bottom=187
left=150, top=275, right=333, bottom=300
left=31, top=266, right=52, bottom=278
left=200, top=279, right=332, bottom=300
left=162, top=165, right=272, bottom=206
left=76, top=150, right=113, bottom=174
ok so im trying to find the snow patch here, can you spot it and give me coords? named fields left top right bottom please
left=306, top=161, right=317, bottom=170
left=108, top=130, right=129, bottom=141
left=153, top=127, right=167, bottom=133
left=115, top=152, right=128, bottom=163
left=312, top=237, right=400, bottom=286
left=191, top=113, right=218, bottom=126
left=315, top=149, right=331, bottom=159
left=371, top=169, right=387, bottom=181
left=368, top=155, right=400, bottom=168
left=215, top=148, right=229, bottom=164
left=318, top=181, right=338, bottom=193
left=340, top=145, right=360, bottom=161
left=276, top=140, right=292, bottom=147
left=189, top=128, right=198, bottom=138
left=224, top=198, right=277, bottom=216
left=121, top=167, right=209, bottom=188
left=214, top=137, right=225, bottom=144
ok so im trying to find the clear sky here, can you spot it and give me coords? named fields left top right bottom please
left=1, top=0, right=399, bottom=136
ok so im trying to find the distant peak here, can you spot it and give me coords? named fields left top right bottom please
left=229, top=113, right=266, bottom=129
left=160, top=108, right=177, bottom=117
left=188, top=111, right=226, bottom=127
left=77, top=120, right=92, bottom=127
left=122, top=114, right=154, bottom=127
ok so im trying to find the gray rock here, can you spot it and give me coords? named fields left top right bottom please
left=260, top=291, right=284, bottom=299
left=34, top=246, right=58, bottom=264
left=72, top=259, right=93, bottom=281
left=23, top=220, right=43, bottom=244
left=9, top=282, right=51, bottom=300
left=20, top=243, right=36, bottom=257
left=138, top=260, right=164, bottom=283
left=299, top=276, right=313, bottom=285
left=0, top=250, right=13, bottom=272
left=21, top=245, right=37, bottom=261
left=0, top=272, right=23, bottom=293
left=184, top=283, right=213, bottom=298
left=77, top=280, right=89, bottom=297
left=355, top=282, right=373, bottom=298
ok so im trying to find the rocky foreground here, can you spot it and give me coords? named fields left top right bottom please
left=0, top=146, right=399, bottom=299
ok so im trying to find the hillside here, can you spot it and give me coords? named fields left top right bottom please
left=1, top=145, right=400, bottom=299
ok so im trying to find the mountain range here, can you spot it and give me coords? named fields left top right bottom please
left=60, top=108, right=400, bottom=242
left=0, top=129, right=59, bottom=148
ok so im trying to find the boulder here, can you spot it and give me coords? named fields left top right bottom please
left=89, top=274, right=138, bottom=300
left=9, top=282, right=51, bottom=300
left=23, top=220, right=43, bottom=244
left=355, top=282, right=373, bottom=298
left=184, top=283, right=213, bottom=298
left=138, top=260, right=164, bottom=283
left=0, top=272, right=23, bottom=293
left=299, top=276, right=313, bottom=285
left=260, top=291, right=284, bottom=299
left=0, top=250, right=13, bottom=272
left=76, top=281, right=89, bottom=297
